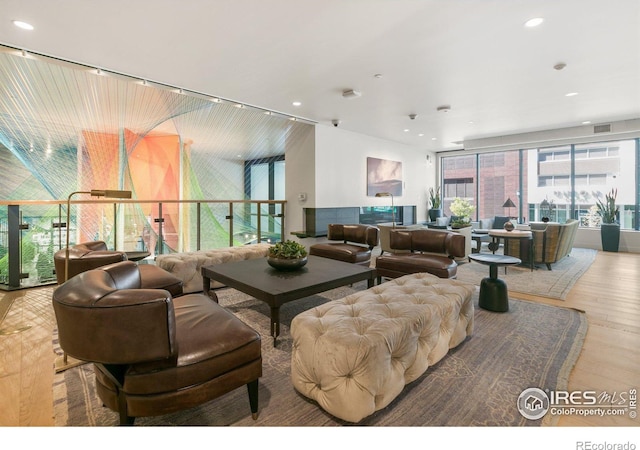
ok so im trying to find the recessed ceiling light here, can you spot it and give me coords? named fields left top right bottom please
left=418, top=133, right=424, bottom=137
left=431, top=137, right=437, bottom=141
left=524, top=17, right=544, bottom=28
left=292, top=101, right=301, bottom=107
left=374, top=74, right=383, bottom=79
left=565, top=92, right=579, bottom=97
left=404, top=129, right=410, bottom=132
left=13, top=20, right=34, bottom=31
left=582, top=121, right=591, bottom=125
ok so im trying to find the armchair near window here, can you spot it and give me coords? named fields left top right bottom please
left=54, top=240, right=183, bottom=296
left=378, top=224, right=425, bottom=255
left=504, top=219, right=579, bottom=270
left=53, top=241, right=126, bottom=284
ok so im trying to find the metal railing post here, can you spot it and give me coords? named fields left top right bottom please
left=7, top=205, right=21, bottom=288
left=227, top=202, right=234, bottom=247
left=155, top=202, right=164, bottom=255
left=197, top=202, right=201, bottom=250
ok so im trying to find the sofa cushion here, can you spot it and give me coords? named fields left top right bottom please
left=376, top=253, right=458, bottom=278
left=491, top=216, right=510, bottom=229
left=309, top=243, right=371, bottom=264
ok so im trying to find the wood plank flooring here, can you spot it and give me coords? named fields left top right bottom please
left=0, top=250, right=638, bottom=427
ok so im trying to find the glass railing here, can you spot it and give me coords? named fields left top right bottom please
left=0, top=198, right=286, bottom=290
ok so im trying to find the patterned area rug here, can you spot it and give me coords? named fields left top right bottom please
left=53, top=279, right=587, bottom=426
left=455, top=247, right=597, bottom=300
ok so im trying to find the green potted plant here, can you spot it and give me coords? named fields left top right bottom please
left=428, top=187, right=442, bottom=222
left=596, top=188, right=620, bottom=252
left=268, top=240, right=308, bottom=270
left=449, top=197, right=475, bottom=228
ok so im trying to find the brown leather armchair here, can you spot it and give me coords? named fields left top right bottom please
left=309, top=224, right=379, bottom=266
left=53, top=241, right=183, bottom=296
left=54, top=241, right=126, bottom=284
left=52, top=261, right=262, bottom=425
left=375, top=228, right=465, bottom=281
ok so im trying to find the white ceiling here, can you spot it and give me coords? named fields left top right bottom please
left=1, top=0, right=639, bottom=152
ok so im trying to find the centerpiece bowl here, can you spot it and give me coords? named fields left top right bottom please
left=267, top=256, right=308, bottom=271
left=267, top=240, right=308, bottom=271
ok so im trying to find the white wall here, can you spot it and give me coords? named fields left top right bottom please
left=284, top=126, right=316, bottom=236
left=314, top=125, right=434, bottom=213
left=284, top=124, right=438, bottom=239
left=574, top=227, right=640, bottom=253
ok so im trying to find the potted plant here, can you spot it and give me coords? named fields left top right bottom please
left=449, top=197, right=475, bottom=228
left=596, top=188, right=620, bottom=252
left=268, top=240, right=308, bottom=270
left=428, top=187, right=442, bottom=222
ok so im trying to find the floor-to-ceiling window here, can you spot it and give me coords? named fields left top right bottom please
left=526, top=139, right=636, bottom=229
left=442, top=154, right=477, bottom=218
left=440, top=138, right=639, bottom=230
left=244, top=155, right=285, bottom=242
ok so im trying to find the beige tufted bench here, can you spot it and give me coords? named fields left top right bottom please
left=290, top=272, right=475, bottom=423
left=155, top=243, right=271, bottom=294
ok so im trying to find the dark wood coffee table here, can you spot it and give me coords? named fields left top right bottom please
left=202, top=255, right=377, bottom=345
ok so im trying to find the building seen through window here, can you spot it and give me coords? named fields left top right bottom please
left=441, top=139, right=638, bottom=229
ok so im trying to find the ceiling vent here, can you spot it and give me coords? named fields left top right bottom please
left=342, top=89, right=361, bottom=99
left=594, top=124, right=611, bottom=134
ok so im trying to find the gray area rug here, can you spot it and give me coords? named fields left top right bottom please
left=53, top=280, right=587, bottom=427
left=455, top=247, right=597, bottom=300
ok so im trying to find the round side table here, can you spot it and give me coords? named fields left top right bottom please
left=468, top=253, right=521, bottom=312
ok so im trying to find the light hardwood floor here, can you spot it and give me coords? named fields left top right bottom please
left=0, top=250, right=638, bottom=427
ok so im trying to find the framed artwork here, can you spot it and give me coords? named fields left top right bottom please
left=367, top=157, right=402, bottom=196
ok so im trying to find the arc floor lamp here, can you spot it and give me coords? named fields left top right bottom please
left=65, top=189, right=132, bottom=282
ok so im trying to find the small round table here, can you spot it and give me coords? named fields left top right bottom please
left=468, top=253, right=521, bottom=312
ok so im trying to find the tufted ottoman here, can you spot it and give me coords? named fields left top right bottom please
left=290, top=272, right=475, bottom=423
left=155, top=243, right=271, bottom=293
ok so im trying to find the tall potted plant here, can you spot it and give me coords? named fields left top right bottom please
left=596, top=188, right=620, bottom=252
left=428, top=187, right=442, bottom=222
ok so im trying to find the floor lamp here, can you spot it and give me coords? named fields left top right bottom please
left=57, top=189, right=131, bottom=372
left=376, top=192, right=395, bottom=227
left=64, top=189, right=132, bottom=282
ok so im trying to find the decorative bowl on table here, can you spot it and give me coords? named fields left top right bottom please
left=267, top=256, right=308, bottom=271
left=503, top=221, right=515, bottom=232
left=267, top=240, right=308, bottom=271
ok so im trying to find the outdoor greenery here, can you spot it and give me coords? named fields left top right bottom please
left=595, top=188, right=619, bottom=224
left=450, top=197, right=475, bottom=221
left=268, top=240, right=308, bottom=259
left=449, top=197, right=475, bottom=228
